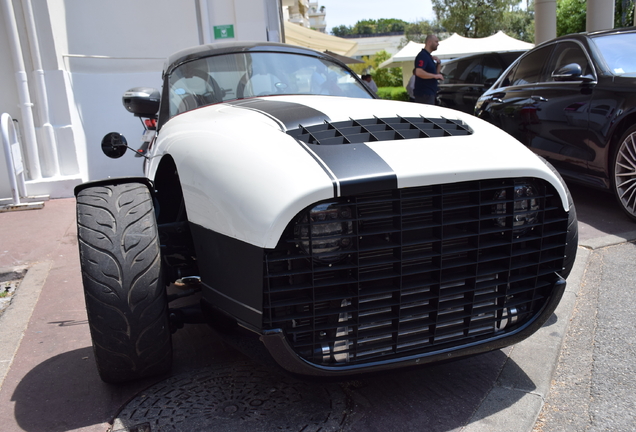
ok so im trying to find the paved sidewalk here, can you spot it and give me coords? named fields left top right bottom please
left=0, top=198, right=126, bottom=432
left=0, top=191, right=630, bottom=432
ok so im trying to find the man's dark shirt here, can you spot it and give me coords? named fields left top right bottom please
left=414, top=49, right=438, bottom=97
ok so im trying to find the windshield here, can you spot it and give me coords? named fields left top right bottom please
left=592, top=32, right=636, bottom=76
left=167, top=51, right=372, bottom=118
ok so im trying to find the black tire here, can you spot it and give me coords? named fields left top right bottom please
left=76, top=182, right=172, bottom=383
left=537, top=156, right=578, bottom=279
left=612, top=125, right=636, bottom=222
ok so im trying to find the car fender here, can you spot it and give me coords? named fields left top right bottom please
left=149, top=96, right=570, bottom=249
left=148, top=104, right=336, bottom=248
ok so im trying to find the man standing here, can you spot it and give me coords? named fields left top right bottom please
left=414, top=34, right=443, bottom=105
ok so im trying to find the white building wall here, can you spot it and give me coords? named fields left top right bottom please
left=0, top=0, right=278, bottom=200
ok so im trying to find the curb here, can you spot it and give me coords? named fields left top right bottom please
left=0, top=261, right=51, bottom=392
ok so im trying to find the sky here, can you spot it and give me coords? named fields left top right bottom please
left=316, top=0, right=436, bottom=33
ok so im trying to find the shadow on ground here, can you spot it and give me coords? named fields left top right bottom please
left=11, top=324, right=533, bottom=431
left=11, top=346, right=159, bottom=432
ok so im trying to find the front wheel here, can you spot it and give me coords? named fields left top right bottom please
left=612, top=125, right=636, bottom=221
left=76, top=182, right=172, bottom=383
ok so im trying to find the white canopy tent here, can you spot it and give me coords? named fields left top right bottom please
left=379, top=31, right=534, bottom=86
left=380, top=31, right=534, bottom=68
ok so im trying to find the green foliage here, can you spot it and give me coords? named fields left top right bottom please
left=352, top=19, right=377, bottom=35
left=616, top=0, right=635, bottom=27
left=432, top=0, right=520, bottom=38
left=501, top=3, right=534, bottom=42
left=349, top=51, right=403, bottom=87
left=377, top=87, right=410, bottom=101
left=331, top=25, right=351, bottom=37
left=330, top=18, right=409, bottom=36
left=556, top=0, right=635, bottom=37
left=348, top=57, right=375, bottom=75
left=402, top=20, right=446, bottom=45
left=369, top=51, right=404, bottom=87
left=556, top=0, right=586, bottom=36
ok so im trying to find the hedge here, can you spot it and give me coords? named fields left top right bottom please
left=376, top=87, right=410, bottom=101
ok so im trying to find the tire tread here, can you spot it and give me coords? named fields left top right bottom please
left=77, top=183, right=172, bottom=383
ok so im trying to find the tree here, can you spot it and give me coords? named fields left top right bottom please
left=556, top=0, right=586, bottom=36
left=556, top=0, right=634, bottom=37
left=331, top=18, right=409, bottom=36
left=370, top=51, right=404, bottom=87
left=432, top=0, right=520, bottom=38
left=375, top=18, right=409, bottom=33
left=402, top=20, right=445, bottom=45
left=501, top=2, right=534, bottom=42
left=616, top=0, right=635, bottom=27
left=352, top=19, right=377, bottom=35
left=350, top=51, right=403, bottom=88
left=331, top=25, right=351, bottom=37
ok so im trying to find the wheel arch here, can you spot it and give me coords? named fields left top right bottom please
left=74, top=176, right=154, bottom=197
left=607, top=111, right=636, bottom=176
left=153, top=154, right=186, bottom=224
left=152, top=154, right=200, bottom=282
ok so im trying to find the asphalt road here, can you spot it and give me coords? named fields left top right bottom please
left=534, top=182, right=636, bottom=432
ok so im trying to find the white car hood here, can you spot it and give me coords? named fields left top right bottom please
left=151, top=95, right=569, bottom=248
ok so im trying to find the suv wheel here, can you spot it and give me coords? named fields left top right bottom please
left=613, top=125, right=636, bottom=222
left=76, top=182, right=172, bottom=383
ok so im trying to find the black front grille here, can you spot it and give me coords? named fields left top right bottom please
left=287, top=116, right=472, bottom=145
left=263, top=178, right=569, bottom=367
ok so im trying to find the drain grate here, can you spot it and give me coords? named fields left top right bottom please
left=112, top=362, right=348, bottom=432
left=0, top=267, right=26, bottom=316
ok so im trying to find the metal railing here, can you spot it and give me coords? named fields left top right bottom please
left=1, top=112, right=45, bottom=211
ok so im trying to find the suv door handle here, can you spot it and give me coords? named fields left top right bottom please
left=531, top=95, right=548, bottom=102
left=489, top=96, right=504, bottom=103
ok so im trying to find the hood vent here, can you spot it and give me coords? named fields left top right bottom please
left=287, top=116, right=473, bottom=145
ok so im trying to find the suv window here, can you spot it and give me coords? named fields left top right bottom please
left=441, top=57, right=481, bottom=84
left=509, top=45, right=554, bottom=86
left=483, top=55, right=503, bottom=83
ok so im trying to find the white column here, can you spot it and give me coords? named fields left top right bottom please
left=199, top=0, right=213, bottom=44
left=535, top=0, right=557, bottom=44
left=21, top=0, right=60, bottom=177
left=1, top=0, right=42, bottom=180
left=587, top=0, right=615, bottom=32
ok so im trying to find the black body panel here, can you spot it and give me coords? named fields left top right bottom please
left=190, top=223, right=264, bottom=330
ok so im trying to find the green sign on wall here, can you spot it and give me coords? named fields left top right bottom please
left=214, top=25, right=235, bottom=39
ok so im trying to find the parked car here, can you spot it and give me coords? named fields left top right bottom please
left=75, top=41, right=577, bottom=384
left=437, top=51, right=526, bottom=113
left=475, top=27, right=636, bottom=221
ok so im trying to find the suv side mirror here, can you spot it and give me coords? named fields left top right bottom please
left=551, top=63, right=583, bottom=81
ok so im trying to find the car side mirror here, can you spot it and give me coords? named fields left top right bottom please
left=101, top=132, right=129, bottom=159
left=551, top=63, right=583, bottom=81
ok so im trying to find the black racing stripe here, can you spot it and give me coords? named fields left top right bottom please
left=227, top=99, right=397, bottom=196
left=310, top=144, right=397, bottom=196
left=226, top=99, right=330, bottom=130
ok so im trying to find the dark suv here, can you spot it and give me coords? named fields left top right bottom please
left=475, top=28, right=636, bottom=221
left=437, top=51, right=526, bottom=114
